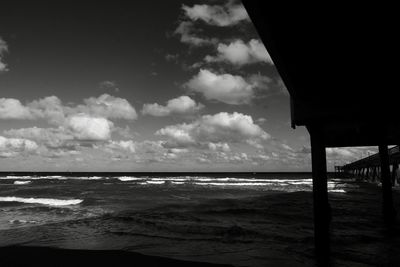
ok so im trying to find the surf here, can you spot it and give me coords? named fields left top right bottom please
left=0, top=196, right=83, bottom=206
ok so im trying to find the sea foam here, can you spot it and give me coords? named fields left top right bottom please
left=13, top=181, right=32, bottom=185
left=0, top=196, right=83, bottom=206
left=117, top=176, right=144, bottom=181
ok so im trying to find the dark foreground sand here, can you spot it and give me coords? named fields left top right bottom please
left=0, top=246, right=233, bottom=267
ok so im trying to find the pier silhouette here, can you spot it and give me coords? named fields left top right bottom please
left=243, top=1, right=399, bottom=265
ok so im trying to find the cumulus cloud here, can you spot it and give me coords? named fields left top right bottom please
left=182, top=2, right=250, bottom=26
left=27, top=96, right=65, bottom=124
left=169, top=148, right=189, bottom=154
left=66, top=114, right=113, bottom=141
left=0, top=94, right=137, bottom=123
left=205, top=39, right=273, bottom=66
left=0, top=136, right=38, bottom=158
left=0, top=37, right=9, bottom=72
left=156, top=112, right=270, bottom=149
left=157, top=124, right=195, bottom=146
left=142, top=96, right=204, bottom=117
left=0, top=98, right=32, bottom=119
left=4, top=127, right=73, bottom=148
left=174, top=21, right=218, bottom=46
left=185, top=69, right=270, bottom=105
left=208, top=142, right=230, bottom=152
left=106, top=140, right=136, bottom=153
left=76, top=94, right=137, bottom=120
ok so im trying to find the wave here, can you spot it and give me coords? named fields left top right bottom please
left=328, top=189, right=346, bottom=193
left=13, top=181, right=32, bottom=185
left=2, top=175, right=105, bottom=180
left=0, top=196, right=83, bottom=206
left=146, top=180, right=166, bottom=184
left=9, top=219, right=38, bottom=224
left=117, top=177, right=144, bottom=182
left=194, top=182, right=275, bottom=186
left=3, top=175, right=32, bottom=179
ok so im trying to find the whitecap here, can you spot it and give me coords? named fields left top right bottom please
left=146, top=180, right=165, bottom=184
left=13, top=181, right=31, bottom=185
left=3, top=176, right=31, bottom=179
left=0, top=196, right=83, bottom=206
left=117, top=176, right=144, bottom=181
left=194, top=182, right=275, bottom=186
left=9, top=219, right=38, bottom=224
left=328, top=189, right=346, bottom=193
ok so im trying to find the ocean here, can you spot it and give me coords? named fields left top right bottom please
left=0, top=173, right=390, bottom=266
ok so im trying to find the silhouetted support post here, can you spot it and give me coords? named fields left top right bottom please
left=391, top=163, right=398, bottom=186
left=379, top=145, right=396, bottom=223
left=310, top=126, right=330, bottom=264
left=372, top=167, right=377, bottom=182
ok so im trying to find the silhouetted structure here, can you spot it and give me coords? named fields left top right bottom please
left=342, top=146, right=400, bottom=183
left=242, top=1, right=398, bottom=265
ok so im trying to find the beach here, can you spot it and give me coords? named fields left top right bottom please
left=1, top=173, right=400, bottom=266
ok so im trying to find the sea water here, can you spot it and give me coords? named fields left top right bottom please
left=0, top=173, right=355, bottom=266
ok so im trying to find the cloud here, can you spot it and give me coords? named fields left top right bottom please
left=0, top=37, right=9, bottom=72
left=0, top=135, right=38, bottom=158
left=256, top=118, right=267, bottom=124
left=0, top=98, right=32, bottom=119
left=182, top=3, right=250, bottom=27
left=293, top=146, right=378, bottom=166
left=0, top=94, right=137, bottom=123
left=326, top=148, right=355, bottom=158
left=156, top=112, right=270, bottom=149
left=165, top=54, right=179, bottom=63
left=169, top=148, right=189, bottom=154
left=66, top=114, right=113, bottom=141
left=205, top=39, right=273, bottom=66
left=27, top=96, right=65, bottom=124
left=113, top=126, right=135, bottom=139
left=208, top=142, right=230, bottom=152
left=3, top=127, right=73, bottom=148
left=157, top=124, right=195, bottom=146
left=185, top=69, right=270, bottom=105
left=99, top=81, right=119, bottom=92
left=142, top=96, right=204, bottom=117
left=174, top=21, right=218, bottom=46
left=106, top=140, right=136, bottom=153
left=76, top=94, right=137, bottom=120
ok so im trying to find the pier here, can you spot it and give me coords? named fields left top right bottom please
left=341, top=146, right=400, bottom=184
left=242, top=1, right=398, bottom=265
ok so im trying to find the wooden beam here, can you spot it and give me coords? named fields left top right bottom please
left=309, top=126, right=331, bottom=264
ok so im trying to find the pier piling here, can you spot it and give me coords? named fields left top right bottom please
left=310, top=126, right=330, bottom=264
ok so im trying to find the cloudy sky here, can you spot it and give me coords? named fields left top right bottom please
left=0, top=1, right=375, bottom=172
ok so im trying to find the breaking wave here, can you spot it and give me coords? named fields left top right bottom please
left=117, top=177, right=144, bottom=182
left=2, top=175, right=103, bottom=180
left=13, top=181, right=32, bottom=185
left=0, top=197, right=83, bottom=206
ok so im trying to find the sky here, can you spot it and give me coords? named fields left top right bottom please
left=0, top=0, right=376, bottom=172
